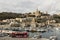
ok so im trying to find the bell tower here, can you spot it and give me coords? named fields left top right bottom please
left=35, top=8, right=41, bottom=17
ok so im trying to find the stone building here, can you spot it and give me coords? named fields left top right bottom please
left=34, top=9, right=41, bottom=17
left=30, top=18, right=36, bottom=27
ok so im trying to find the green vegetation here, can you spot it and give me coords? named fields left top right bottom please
left=0, top=12, right=26, bottom=20
left=53, top=14, right=60, bottom=23
left=36, top=18, right=47, bottom=23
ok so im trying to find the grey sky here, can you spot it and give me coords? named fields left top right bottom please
left=0, top=0, right=60, bottom=14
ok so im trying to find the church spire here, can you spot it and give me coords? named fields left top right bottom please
left=36, top=8, right=39, bottom=12
left=35, top=8, right=41, bottom=17
left=46, top=11, right=48, bottom=14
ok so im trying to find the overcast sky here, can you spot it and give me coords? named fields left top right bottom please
left=0, top=0, right=60, bottom=14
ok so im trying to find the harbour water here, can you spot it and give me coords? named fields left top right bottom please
left=0, top=27, right=60, bottom=40
left=29, top=27, right=60, bottom=40
left=42, top=28, right=60, bottom=40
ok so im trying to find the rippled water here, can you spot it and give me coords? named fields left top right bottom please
left=29, top=28, right=60, bottom=40
left=0, top=27, right=60, bottom=40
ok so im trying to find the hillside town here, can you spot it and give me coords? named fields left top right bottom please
left=0, top=9, right=60, bottom=40
left=0, top=9, right=60, bottom=28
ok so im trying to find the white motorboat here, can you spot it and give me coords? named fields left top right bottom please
left=37, top=28, right=46, bottom=32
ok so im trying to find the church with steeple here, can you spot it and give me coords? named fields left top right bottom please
left=34, top=8, right=41, bottom=17
left=26, top=8, right=50, bottom=18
